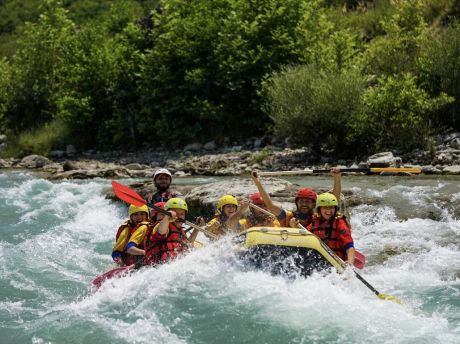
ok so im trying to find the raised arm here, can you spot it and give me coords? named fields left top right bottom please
left=227, top=199, right=249, bottom=231
left=158, top=211, right=176, bottom=235
left=331, top=167, right=342, bottom=202
left=251, top=171, right=283, bottom=216
left=188, top=216, right=204, bottom=243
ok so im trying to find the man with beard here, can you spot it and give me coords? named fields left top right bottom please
left=251, top=168, right=341, bottom=228
left=146, top=168, right=182, bottom=205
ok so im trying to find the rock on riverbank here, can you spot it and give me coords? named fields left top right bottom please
left=1, top=148, right=460, bottom=180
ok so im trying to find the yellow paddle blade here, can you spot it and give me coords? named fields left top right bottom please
left=378, top=293, right=402, bottom=304
left=193, top=240, right=205, bottom=249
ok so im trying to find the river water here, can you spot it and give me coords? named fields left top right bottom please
left=0, top=171, right=459, bottom=344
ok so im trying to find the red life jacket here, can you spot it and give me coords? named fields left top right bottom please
left=147, top=191, right=176, bottom=204
left=309, top=214, right=350, bottom=260
left=115, top=221, right=151, bottom=266
left=142, top=220, right=161, bottom=249
left=144, top=223, right=190, bottom=266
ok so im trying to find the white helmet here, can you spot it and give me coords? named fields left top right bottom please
left=153, top=168, right=172, bottom=181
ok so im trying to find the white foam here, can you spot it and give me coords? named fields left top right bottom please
left=1, top=175, right=459, bottom=343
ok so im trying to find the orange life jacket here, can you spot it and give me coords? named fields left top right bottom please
left=309, top=214, right=351, bottom=260
left=144, top=223, right=189, bottom=265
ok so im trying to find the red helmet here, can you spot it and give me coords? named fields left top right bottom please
left=150, top=201, right=166, bottom=219
left=250, top=192, right=265, bottom=205
left=295, top=188, right=317, bottom=202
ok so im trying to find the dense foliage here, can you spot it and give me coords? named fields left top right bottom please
left=0, top=0, right=459, bottom=158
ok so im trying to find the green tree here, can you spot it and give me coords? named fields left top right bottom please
left=54, top=3, right=147, bottom=148
left=2, top=0, right=80, bottom=134
left=349, top=74, right=453, bottom=152
left=362, top=0, right=427, bottom=76
left=418, top=23, right=460, bottom=130
left=2, top=0, right=150, bottom=149
left=138, top=0, right=326, bottom=145
left=0, top=57, right=11, bottom=131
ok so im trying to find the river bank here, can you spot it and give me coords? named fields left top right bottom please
left=1, top=143, right=460, bottom=180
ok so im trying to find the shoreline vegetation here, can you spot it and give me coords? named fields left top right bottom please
left=1, top=1, right=460, bottom=162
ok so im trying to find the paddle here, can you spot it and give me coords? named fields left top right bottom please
left=258, top=167, right=421, bottom=176
left=111, top=181, right=219, bottom=240
left=91, top=264, right=135, bottom=290
left=112, top=180, right=147, bottom=207
left=248, top=202, right=399, bottom=302
left=297, top=223, right=401, bottom=303
left=248, top=203, right=365, bottom=269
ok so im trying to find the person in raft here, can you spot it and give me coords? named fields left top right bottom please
left=238, top=192, right=281, bottom=230
left=206, top=195, right=249, bottom=239
left=142, top=201, right=166, bottom=257
left=146, top=168, right=182, bottom=211
left=144, top=198, right=198, bottom=265
left=251, top=168, right=342, bottom=228
left=112, top=204, right=152, bottom=267
left=308, top=192, right=355, bottom=265
left=149, top=201, right=167, bottom=225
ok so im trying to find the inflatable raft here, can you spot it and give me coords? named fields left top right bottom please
left=92, top=228, right=349, bottom=289
left=234, top=227, right=346, bottom=277
left=91, top=240, right=204, bottom=290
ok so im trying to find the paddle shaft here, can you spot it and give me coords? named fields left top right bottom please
left=258, top=167, right=421, bottom=176
left=249, top=203, right=277, bottom=218
left=149, top=203, right=219, bottom=240
left=296, top=222, right=391, bottom=300
left=111, top=181, right=218, bottom=240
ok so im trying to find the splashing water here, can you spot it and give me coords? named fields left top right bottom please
left=0, top=171, right=459, bottom=344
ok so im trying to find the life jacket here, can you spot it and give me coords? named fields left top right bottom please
left=147, top=191, right=176, bottom=204
left=309, top=214, right=350, bottom=260
left=293, top=210, right=313, bottom=227
left=207, top=214, right=230, bottom=237
left=244, top=214, right=280, bottom=228
left=280, top=210, right=312, bottom=228
left=142, top=220, right=161, bottom=250
left=144, top=223, right=190, bottom=265
left=115, top=220, right=151, bottom=266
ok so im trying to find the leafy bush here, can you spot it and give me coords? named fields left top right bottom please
left=418, top=23, right=460, bottom=130
left=0, top=118, right=69, bottom=157
left=0, top=57, right=10, bottom=131
left=2, top=1, right=76, bottom=132
left=349, top=74, right=453, bottom=152
left=2, top=0, right=149, bottom=149
left=362, top=1, right=427, bottom=76
left=264, top=64, right=365, bottom=157
left=329, top=0, right=396, bottom=42
left=250, top=146, right=273, bottom=165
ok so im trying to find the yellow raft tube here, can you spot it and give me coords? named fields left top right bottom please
left=233, top=227, right=346, bottom=277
